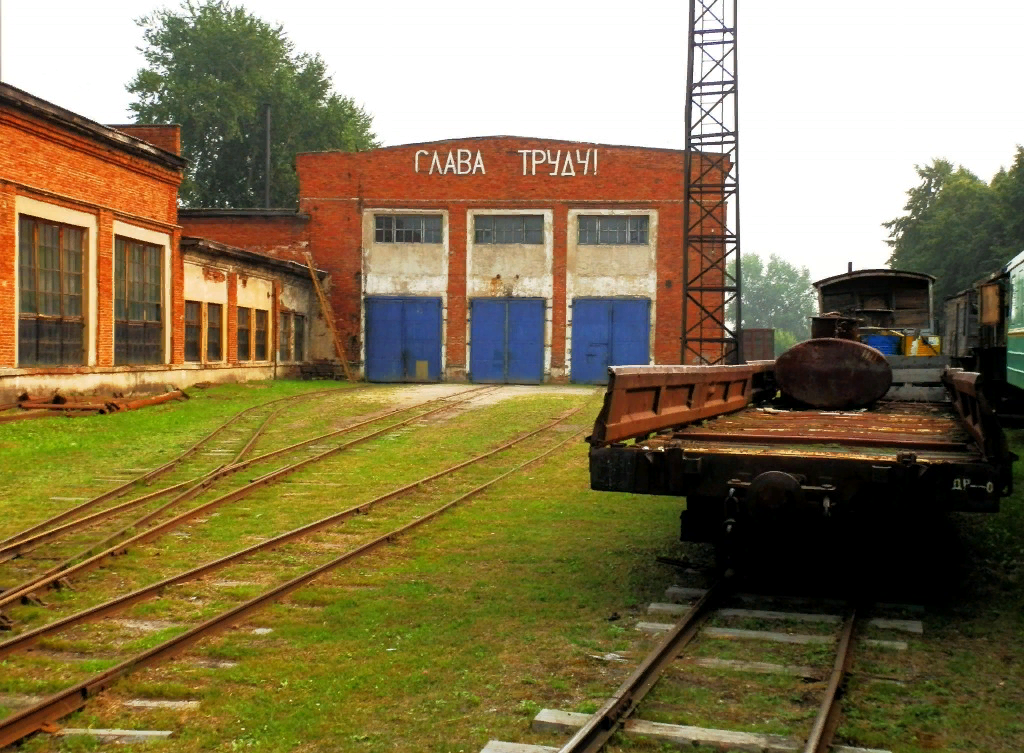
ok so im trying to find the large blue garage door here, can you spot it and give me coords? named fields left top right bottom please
left=364, top=296, right=442, bottom=382
left=570, top=298, right=651, bottom=384
left=470, top=298, right=545, bottom=384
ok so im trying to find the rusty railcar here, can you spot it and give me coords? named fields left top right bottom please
left=588, top=363, right=1015, bottom=561
left=813, top=268, right=935, bottom=332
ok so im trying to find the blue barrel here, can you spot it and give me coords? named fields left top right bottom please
left=862, top=334, right=902, bottom=355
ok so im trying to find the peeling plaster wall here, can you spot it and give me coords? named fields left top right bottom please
left=359, top=209, right=449, bottom=373
left=565, top=208, right=658, bottom=374
left=0, top=363, right=288, bottom=403
left=465, top=209, right=554, bottom=377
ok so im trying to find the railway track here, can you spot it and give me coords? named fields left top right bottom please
left=488, top=582, right=923, bottom=753
left=0, top=395, right=587, bottom=748
left=0, top=385, right=357, bottom=552
left=0, top=385, right=498, bottom=625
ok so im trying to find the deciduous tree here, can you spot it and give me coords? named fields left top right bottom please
left=884, top=151, right=1024, bottom=302
left=128, top=1, right=378, bottom=207
left=739, top=253, right=816, bottom=346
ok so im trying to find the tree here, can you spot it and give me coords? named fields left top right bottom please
left=128, top=1, right=378, bottom=208
left=739, top=253, right=816, bottom=345
left=884, top=153, right=1024, bottom=302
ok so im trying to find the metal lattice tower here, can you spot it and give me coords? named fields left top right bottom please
left=682, top=0, right=742, bottom=364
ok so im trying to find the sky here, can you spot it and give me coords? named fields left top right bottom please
left=1, top=0, right=1022, bottom=283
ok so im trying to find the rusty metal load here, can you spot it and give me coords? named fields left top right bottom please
left=774, top=338, right=892, bottom=409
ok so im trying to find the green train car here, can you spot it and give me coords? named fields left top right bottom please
left=944, top=249, right=1024, bottom=411
left=1007, top=250, right=1024, bottom=392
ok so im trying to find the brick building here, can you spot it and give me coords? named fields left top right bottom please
left=182, top=136, right=726, bottom=383
left=0, top=83, right=321, bottom=401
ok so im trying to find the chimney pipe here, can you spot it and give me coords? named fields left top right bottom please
left=848, top=261, right=853, bottom=273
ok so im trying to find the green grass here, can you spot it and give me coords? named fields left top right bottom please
left=0, top=384, right=1022, bottom=752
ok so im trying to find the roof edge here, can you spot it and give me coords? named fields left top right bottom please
left=0, top=82, right=187, bottom=171
left=813, top=268, right=936, bottom=289
left=180, top=236, right=325, bottom=279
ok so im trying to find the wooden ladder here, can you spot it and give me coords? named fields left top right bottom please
left=304, top=253, right=354, bottom=382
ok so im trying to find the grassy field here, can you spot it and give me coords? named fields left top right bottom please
left=0, top=382, right=1021, bottom=752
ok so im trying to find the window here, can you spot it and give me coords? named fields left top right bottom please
left=237, top=307, right=251, bottom=361
left=207, top=303, right=222, bottom=361
left=254, top=310, right=268, bottom=360
left=115, top=238, right=163, bottom=365
left=474, top=215, right=543, bottom=244
left=18, top=216, right=86, bottom=366
left=374, top=214, right=442, bottom=243
left=293, top=314, right=305, bottom=362
left=184, top=301, right=201, bottom=362
left=279, top=311, right=293, bottom=361
left=578, top=215, right=649, bottom=245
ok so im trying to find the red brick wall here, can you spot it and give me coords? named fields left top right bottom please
left=1, top=106, right=182, bottom=368
left=179, top=215, right=310, bottom=263
left=292, top=138, right=726, bottom=375
left=110, top=125, right=181, bottom=157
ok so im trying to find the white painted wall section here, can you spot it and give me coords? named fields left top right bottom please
left=465, top=208, right=554, bottom=377
left=565, top=208, right=658, bottom=374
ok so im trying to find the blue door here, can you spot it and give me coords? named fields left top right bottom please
left=470, top=298, right=545, bottom=384
left=364, top=297, right=442, bottom=382
left=570, top=298, right=650, bottom=384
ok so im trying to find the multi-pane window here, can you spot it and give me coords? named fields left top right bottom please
left=293, top=314, right=305, bottom=362
left=278, top=312, right=294, bottom=361
left=18, top=216, right=86, bottom=366
left=374, top=214, right=442, bottom=243
left=207, top=303, right=222, bottom=361
left=474, top=215, right=543, bottom=244
left=115, top=238, right=163, bottom=365
left=237, top=307, right=251, bottom=361
left=254, top=310, right=269, bottom=360
left=184, top=301, right=201, bottom=362
left=578, top=215, right=649, bottom=245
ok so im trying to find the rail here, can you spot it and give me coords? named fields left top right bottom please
left=0, top=407, right=586, bottom=747
left=0, top=387, right=496, bottom=615
left=589, top=363, right=774, bottom=446
left=557, top=579, right=729, bottom=753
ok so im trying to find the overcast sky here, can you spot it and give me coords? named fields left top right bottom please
left=2, top=0, right=1022, bottom=283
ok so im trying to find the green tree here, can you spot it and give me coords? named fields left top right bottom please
left=739, top=253, right=816, bottom=341
left=128, top=1, right=378, bottom=207
left=884, top=154, right=1024, bottom=302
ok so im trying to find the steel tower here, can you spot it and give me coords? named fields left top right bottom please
left=682, top=0, right=742, bottom=364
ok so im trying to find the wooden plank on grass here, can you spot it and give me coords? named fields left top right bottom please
left=481, top=741, right=557, bottom=753
left=531, top=709, right=892, bottom=753
left=533, top=709, right=801, bottom=753
left=684, top=657, right=819, bottom=678
left=868, top=618, right=923, bottom=634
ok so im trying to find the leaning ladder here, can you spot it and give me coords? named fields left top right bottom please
left=304, top=252, right=354, bottom=382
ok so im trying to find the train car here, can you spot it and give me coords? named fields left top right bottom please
left=942, top=249, right=1024, bottom=412
left=1004, top=250, right=1024, bottom=392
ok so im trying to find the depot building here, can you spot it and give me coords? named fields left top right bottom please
left=181, top=136, right=726, bottom=384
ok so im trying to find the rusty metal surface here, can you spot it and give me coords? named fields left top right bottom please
left=810, top=316, right=859, bottom=340
left=590, top=363, right=774, bottom=445
left=670, top=401, right=973, bottom=457
left=803, top=609, right=858, bottom=753
left=944, top=369, right=1014, bottom=468
left=775, top=338, right=892, bottom=409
